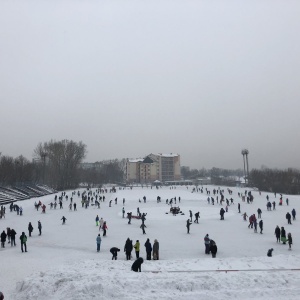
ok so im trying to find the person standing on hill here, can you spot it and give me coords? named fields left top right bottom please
left=281, top=227, right=287, bottom=244
left=292, top=209, right=296, bottom=221
left=186, top=219, right=192, bottom=234
left=96, top=234, right=101, bottom=252
left=210, top=240, right=218, bottom=258
left=259, top=220, right=263, bottom=234
left=28, top=222, right=33, bottom=237
left=204, top=234, right=210, bottom=254
left=144, top=238, right=152, bottom=260
left=61, top=216, right=67, bottom=224
left=220, top=208, right=225, bottom=220
left=286, top=212, right=292, bottom=225
left=10, top=228, right=16, bottom=246
left=38, top=221, right=42, bottom=236
left=99, top=217, right=104, bottom=230
left=1, top=230, right=7, bottom=248
left=102, top=221, right=108, bottom=236
left=153, top=239, right=159, bottom=260
left=124, top=238, right=133, bottom=260
left=133, top=240, right=140, bottom=258
left=287, top=233, right=293, bottom=250
left=20, top=232, right=27, bottom=252
left=257, top=208, right=262, bottom=219
left=95, top=215, right=99, bottom=226
left=274, top=226, right=280, bottom=243
left=189, top=210, right=193, bottom=222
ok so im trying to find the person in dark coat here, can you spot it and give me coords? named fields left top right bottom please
left=1, top=230, right=7, bottom=248
left=220, top=208, right=225, bottom=220
left=287, top=233, right=293, bottom=250
left=140, top=223, right=147, bottom=234
left=124, top=238, right=133, bottom=260
left=110, top=247, right=120, bottom=260
left=194, top=212, right=200, bottom=223
left=204, top=234, right=210, bottom=254
left=209, top=240, right=218, bottom=258
left=257, top=208, right=262, bottom=219
left=186, top=219, right=192, bottom=234
left=291, top=209, right=296, bottom=221
left=153, top=239, right=159, bottom=260
left=286, top=212, right=292, bottom=225
left=267, top=248, right=274, bottom=257
left=131, top=257, right=144, bottom=272
left=61, top=216, right=67, bottom=224
left=274, top=226, right=280, bottom=242
left=10, top=228, right=17, bottom=246
left=38, top=221, right=42, bottom=236
left=259, top=220, right=263, bottom=234
left=20, top=232, right=27, bottom=252
left=281, top=227, right=286, bottom=244
left=28, top=222, right=33, bottom=237
left=144, top=238, right=152, bottom=260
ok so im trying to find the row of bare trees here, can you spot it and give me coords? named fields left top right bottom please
left=250, top=168, right=300, bottom=194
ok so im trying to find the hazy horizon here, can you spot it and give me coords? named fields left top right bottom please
left=1, top=1, right=299, bottom=170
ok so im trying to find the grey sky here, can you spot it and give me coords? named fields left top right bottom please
left=1, top=0, right=300, bottom=170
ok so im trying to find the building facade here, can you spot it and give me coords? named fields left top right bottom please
left=126, top=153, right=181, bottom=184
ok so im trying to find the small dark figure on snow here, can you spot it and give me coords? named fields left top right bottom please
left=38, top=221, right=42, bottom=236
left=259, top=220, right=263, bottom=234
left=110, top=247, right=120, bottom=260
left=292, top=209, right=296, bottom=221
left=186, top=219, right=192, bottom=234
left=287, top=233, right=293, bottom=250
left=140, top=223, right=147, bottom=234
left=131, top=257, right=144, bottom=272
left=210, top=240, right=218, bottom=258
left=220, top=208, right=225, bottom=220
left=204, top=234, right=210, bottom=254
left=61, top=216, right=67, bottom=224
left=28, top=222, right=33, bottom=237
left=267, top=248, right=273, bottom=257
left=275, top=225, right=281, bottom=243
left=286, top=212, right=292, bottom=225
left=20, top=232, right=27, bottom=252
left=194, top=212, right=200, bottom=223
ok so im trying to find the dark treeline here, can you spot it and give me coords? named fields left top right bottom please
left=250, top=168, right=300, bottom=194
left=0, top=139, right=125, bottom=190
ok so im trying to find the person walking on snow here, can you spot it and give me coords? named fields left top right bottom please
left=259, top=220, right=263, bottom=234
left=61, top=216, right=67, bottom=224
left=286, top=212, right=292, bottom=225
left=96, top=234, right=101, bottom=252
left=287, top=233, right=293, bottom=250
left=20, top=232, right=27, bottom=252
left=99, top=217, right=104, bottom=230
left=102, top=221, right=108, bottom=236
left=275, top=225, right=281, bottom=243
left=140, top=223, right=147, bottom=234
left=38, top=221, right=42, bottom=236
left=95, top=215, right=99, bottom=226
left=292, top=209, right=296, bottom=221
left=186, top=219, right=192, bottom=234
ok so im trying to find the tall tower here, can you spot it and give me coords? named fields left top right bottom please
left=241, top=149, right=249, bottom=185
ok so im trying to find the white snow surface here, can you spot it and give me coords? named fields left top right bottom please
left=1, top=185, right=300, bottom=299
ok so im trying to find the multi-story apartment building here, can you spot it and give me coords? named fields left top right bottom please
left=126, top=153, right=181, bottom=184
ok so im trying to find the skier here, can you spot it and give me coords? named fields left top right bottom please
left=144, top=238, right=152, bottom=260
left=274, top=226, right=280, bottom=243
left=153, top=239, right=159, bottom=260
left=204, top=234, right=210, bottom=254
left=133, top=240, right=140, bottom=258
left=20, top=232, right=27, bottom=252
left=28, top=222, right=33, bottom=237
left=131, top=257, right=144, bottom=272
left=38, top=221, right=42, bottom=236
left=61, top=216, right=67, bottom=224
left=124, top=238, right=133, bottom=260
left=287, top=233, right=293, bottom=250
left=110, top=247, right=120, bottom=260
left=96, top=234, right=101, bottom=252
left=186, top=219, right=192, bottom=234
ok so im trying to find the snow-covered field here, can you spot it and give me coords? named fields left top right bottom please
left=1, top=185, right=300, bottom=299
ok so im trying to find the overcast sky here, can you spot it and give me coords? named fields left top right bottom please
left=0, top=0, right=299, bottom=170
